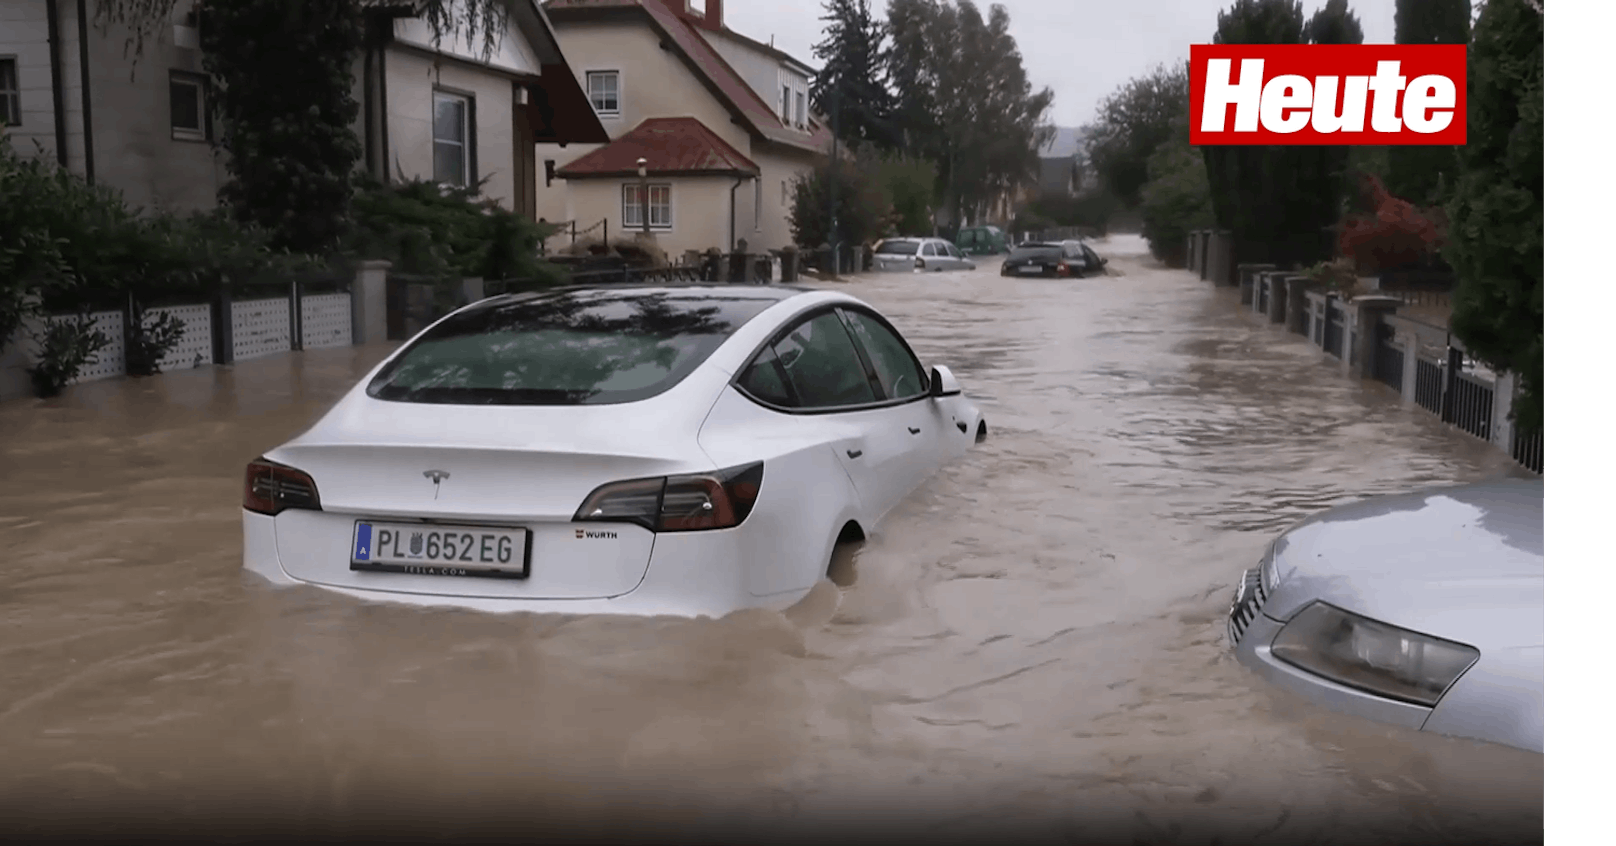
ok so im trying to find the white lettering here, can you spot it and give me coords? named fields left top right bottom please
left=1309, top=76, right=1370, bottom=133
left=1402, top=74, right=1456, bottom=133
left=1258, top=75, right=1313, bottom=134
left=1200, top=58, right=1265, bottom=132
left=1367, top=60, right=1408, bottom=133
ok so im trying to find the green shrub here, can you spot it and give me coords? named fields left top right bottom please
left=343, top=177, right=565, bottom=286
left=27, top=315, right=110, bottom=398
left=1139, top=131, right=1214, bottom=266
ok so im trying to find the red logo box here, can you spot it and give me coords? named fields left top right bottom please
left=1189, top=44, right=1467, bottom=145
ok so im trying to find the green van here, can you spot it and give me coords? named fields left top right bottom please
left=955, top=225, right=1009, bottom=256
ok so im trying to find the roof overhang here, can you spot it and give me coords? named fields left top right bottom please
left=556, top=168, right=759, bottom=179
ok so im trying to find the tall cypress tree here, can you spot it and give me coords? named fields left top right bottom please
left=1444, top=0, right=1542, bottom=430
left=1386, top=0, right=1470, bottom=206
left=811, top=0, right=899, bottom=151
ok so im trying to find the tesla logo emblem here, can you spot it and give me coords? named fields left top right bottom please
left=424, top=470, right=450, bottom=500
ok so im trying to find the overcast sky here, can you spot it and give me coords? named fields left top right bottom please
left=721, top=0, right=1399, bottom=128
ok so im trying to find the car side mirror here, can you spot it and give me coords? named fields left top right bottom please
left=929, top=365, right=963, bottom=397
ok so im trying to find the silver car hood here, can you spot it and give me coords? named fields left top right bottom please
left=1263, top=477, right=1543, bottom=652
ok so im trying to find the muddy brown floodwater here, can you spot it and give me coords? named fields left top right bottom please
left=0, top=235, right=1540, bottom=844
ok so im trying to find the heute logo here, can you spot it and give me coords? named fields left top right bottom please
left=1189, top=44, right=1467, bottom=146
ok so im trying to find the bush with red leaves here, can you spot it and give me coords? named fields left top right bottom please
left=1335, top=172, right=1446, bottom=274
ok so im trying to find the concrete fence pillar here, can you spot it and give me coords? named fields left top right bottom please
left=1490, top=370, right=1517, bottom=450
left=1266, top=273, right=1290, bottom=324
left=351, top=259, right=391, bottom=345
left=1284, top=277, right=1313, bottom=335
left=728, top=239, right=750, bottom=282
left=460, top=277, right=485, bottom=307
left=1397, top=324, right=1419, bottom=404
left=780, top=246, right=799, bottom=282
left=1186, top=232, right=1198, bottom=274
left=1351, top=295, right=1401, bottom=381
left=1238, top=264, right=1274, bottom=306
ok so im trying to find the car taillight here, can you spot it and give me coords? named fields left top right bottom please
left=244, top=457, right=322, bottom=516
left=573, top=462, right=764, bottom=533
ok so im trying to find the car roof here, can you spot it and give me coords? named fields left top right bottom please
left=480, top=283, right=816, bottom=311
left=1014, top=241, right=1063, bottom=249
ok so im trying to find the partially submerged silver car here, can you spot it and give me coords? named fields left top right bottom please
left=871, top=237, right=976, bottom=272
left=1228, top=477, right=1543, bottom=753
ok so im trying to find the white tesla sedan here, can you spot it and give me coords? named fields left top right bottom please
left=242, top=284, right=987, bottom=618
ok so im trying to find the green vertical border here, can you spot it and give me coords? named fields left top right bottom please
left=1551, top=1, right=1603, bottom=846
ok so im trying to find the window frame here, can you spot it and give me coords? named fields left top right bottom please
left=621, top=182, right=673, bottom=231
left=1, top=57, right=20, bottom=128
left=780, top=82, right=791, bottom=123
left=431, top=88, right=476, bottom=188
left=794, top=90, right=806, bottom=129
left=168, top=70, right=209, bottom=142
left=730, top=304, right=932, bottom=416
left=585, top=69, right=621, bottom=118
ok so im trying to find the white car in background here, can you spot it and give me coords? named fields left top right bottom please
left=243, top=284, right=988, bottom=618
left=871, top=237, right=977, bottom=272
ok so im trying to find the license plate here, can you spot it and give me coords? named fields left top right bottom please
left=1017, top=266, right=1044, bottom=274
left=351, top=521, right=530, bottom=579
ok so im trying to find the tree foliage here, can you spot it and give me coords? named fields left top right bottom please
left=1443, top=0, right=1543, bottom=429
left=1386, top=0, right=1470, bottom=207
left=199, top=0, right=365, bottom=255
left=811, top=0, right=899, bottom=150
left=1139, top=119, right=1215, bottom=267
left=788, top=155, right=891, bottom=249
left=1084, top=63, right=1190, bottom=207
left=809, top=0, right=1052, bottom=233
left=1202, top=0, right=1358, bottom=269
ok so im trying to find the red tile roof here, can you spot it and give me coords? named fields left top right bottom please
left=555, top=117, right=760, bottom=178
left=543, top=0, right=832, bottom=155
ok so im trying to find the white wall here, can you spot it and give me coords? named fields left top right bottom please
left=567, top=175, right=734, bottom=258
left=532, top=19, right=752, bottom=227
left=385, top=48, right=518, bottom=210
left=0, top=0, right=225, bottom=211
left=392, top=2, right=541, bottom=76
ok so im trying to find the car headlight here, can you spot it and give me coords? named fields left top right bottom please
left=1270, top=602, right=1480, bottom=707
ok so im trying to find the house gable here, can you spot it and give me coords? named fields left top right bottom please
left=545, top=0, right=828, bottom=155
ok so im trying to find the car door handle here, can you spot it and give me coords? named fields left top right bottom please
left=908, top=426, right=921, bottom=435
left=846, top=449, right=863, bottom=459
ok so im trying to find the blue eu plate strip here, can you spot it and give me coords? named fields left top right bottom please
left=354, top=523, right=373, bottom=561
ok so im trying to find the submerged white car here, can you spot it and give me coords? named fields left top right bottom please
left=1229, top=477, right=1543, bottom=753
left=243, top=284, right=987, bottom=618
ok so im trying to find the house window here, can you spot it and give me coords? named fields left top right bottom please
left=622, top=183, right=672, bottom=230
left=781, top=179, right=788, bottom=206
left=795, top=91, right=806, bottom=129
left=780, top=83, right=790, bottom=123
left=432, top=90, right=474, bottom=187
left=169, top=71, right=207, bottom=141
left=1, top=58, right=19, bottom=127
left=587, top=71, right=620, bottom=117
left=754, top=178, right=761, bottom=230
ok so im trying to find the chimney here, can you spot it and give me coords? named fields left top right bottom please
left=661, top=0, right=722, bottom=31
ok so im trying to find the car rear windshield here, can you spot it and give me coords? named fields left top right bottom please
left=366, top=289, right=779, bottom=405
left=1009, top=244, right=1062, bottom=260
left=875, top=240, right=920, bottom=255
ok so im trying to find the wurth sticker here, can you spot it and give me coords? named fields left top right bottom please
left=1189, top=44, right=1467, bottom=145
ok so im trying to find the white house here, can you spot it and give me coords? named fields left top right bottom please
left=0, top=0, right=607, bottom=216
left=536, top=0, right=831, bottom=257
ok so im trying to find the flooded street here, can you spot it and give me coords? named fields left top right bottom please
left=0, top=235, right=1540, bottom=843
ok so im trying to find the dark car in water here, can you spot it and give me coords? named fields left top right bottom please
left=1000, top=241, right=1107, bottom=278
